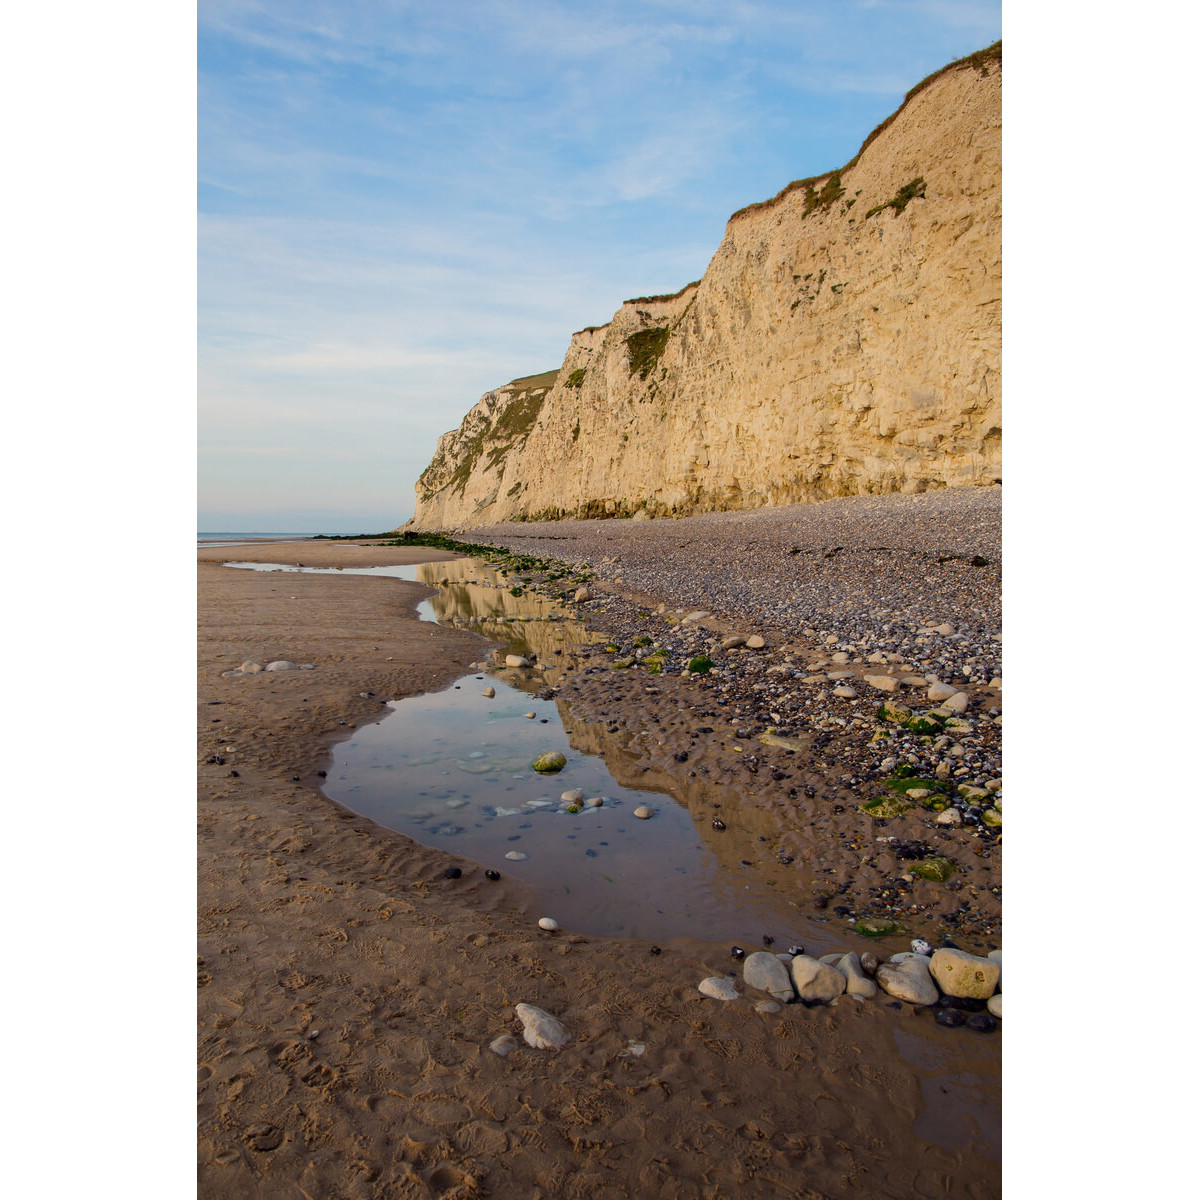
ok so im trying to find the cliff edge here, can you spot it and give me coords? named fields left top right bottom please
left=411, top=43, right=1001, bottom=530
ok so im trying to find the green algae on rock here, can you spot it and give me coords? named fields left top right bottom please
left=532, top=752, right=567, bottom=774
left=911, top=856, right=957, bottom=882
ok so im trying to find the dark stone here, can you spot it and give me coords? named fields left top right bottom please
left=317, top=770, right=327, bottom=778
left=731, top=946, right=746, bottom=960
left=936, top=1008, right=967, bottom=1027
left=229, top=770, right=239, bottom=777
left=712, top=819, right=727, bottom=831
left=779, top=856, right=794, bottom=865
left=970, top=555, right=989, bottom=567
left=443, top=867, right=462, bottom=879
left=967, top=1013, right=997, bottom=1034
left=674, top=751, right=689, bottom=762
left=804, top=786, right=816, bottom=798
left=787, top=945, right=804, bottom=957
left=649, top=945, right=662, bottom=956
left=484, top=869, right=500, bottom=881
left=762, top=935, right=775, bottom=946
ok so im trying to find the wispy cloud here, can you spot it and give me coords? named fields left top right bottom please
left=199, top=0, right=1001, bottom=525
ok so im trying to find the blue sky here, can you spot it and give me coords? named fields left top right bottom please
left=198, top=0, right=1002, bottom=531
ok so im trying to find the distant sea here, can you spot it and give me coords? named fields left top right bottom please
left=197, top=531, right=326, bottom=544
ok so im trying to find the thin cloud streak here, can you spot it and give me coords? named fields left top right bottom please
left=199, top=1, right=1001, bottom=527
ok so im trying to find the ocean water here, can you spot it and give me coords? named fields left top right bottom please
left=197, top=531, right=338, bottom=545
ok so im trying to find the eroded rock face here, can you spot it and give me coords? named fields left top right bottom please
left=411, top=49, right=1001, bottom=529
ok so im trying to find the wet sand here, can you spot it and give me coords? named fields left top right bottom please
left=198, top=538, right=1000, bottom=1199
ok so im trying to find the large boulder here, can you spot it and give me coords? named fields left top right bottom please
left=790, top=955, right=846, bottom=1004
left=877, top=955, right=939, bottom=1005
left=835, top=952, right=878, bottom=998
left=930, top=948, right=999, bottom=999
left=743, top=952, right=795, bottom=1002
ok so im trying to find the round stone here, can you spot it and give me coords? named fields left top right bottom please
left=537, top=917, right=560, bottom=932
left=634, top=805, right=654, bottom=819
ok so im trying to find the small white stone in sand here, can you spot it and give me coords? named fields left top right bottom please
left=515, top=1003, right=569, bottom=1050
left=490, top=1033, right=520, bottom=1056
left=538, top=917, right=560, bottom=931
left=698, top=977, right=739, bottom=1001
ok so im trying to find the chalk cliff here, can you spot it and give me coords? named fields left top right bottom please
left=411, top=43, right=1001, bottom=530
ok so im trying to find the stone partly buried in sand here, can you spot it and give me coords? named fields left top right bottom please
left=698, top=977, right=740, bottom=1001
left=514, top=1003, right=569, bottom=1050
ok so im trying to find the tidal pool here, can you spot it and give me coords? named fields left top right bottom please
left=227, top=555, right=823, bottom=944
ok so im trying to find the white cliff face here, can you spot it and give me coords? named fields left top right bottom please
left=412, top=48, right=1001, bottom=530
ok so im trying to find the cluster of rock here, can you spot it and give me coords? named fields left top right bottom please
left=223, top=659, right=314, bottom=676
left=700, top=943, right=1001, bottom=1029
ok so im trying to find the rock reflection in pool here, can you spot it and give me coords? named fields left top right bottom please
left=325, top=671, right=807, bottom=944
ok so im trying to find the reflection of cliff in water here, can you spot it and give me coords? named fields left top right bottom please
left=556, top=703, right=832, bottom=918
left=412, top=559, right=596, bottom=667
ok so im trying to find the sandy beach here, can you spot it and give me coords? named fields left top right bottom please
left=198, top=514, right=1000, bottom=1199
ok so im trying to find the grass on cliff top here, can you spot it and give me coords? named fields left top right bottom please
left=624, top=280, right=702, bottom=306
left=727, top=40, right=999, bottom=224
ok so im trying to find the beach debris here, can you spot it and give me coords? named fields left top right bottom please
left=537, top=916, right=560, bottom=932
left=532, top=751, right=566, bottom=773
left=515, top=1003, right=569, bottom=1050
left=481, top=686, right=496, bottom=698
left=633, top=805, right=654, bottom=819
left=489, top=1033, right=520, bottom=1057
left=698, top=977, right=739, bottom=1001
left=743, top=951, right=795, bottom=1002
